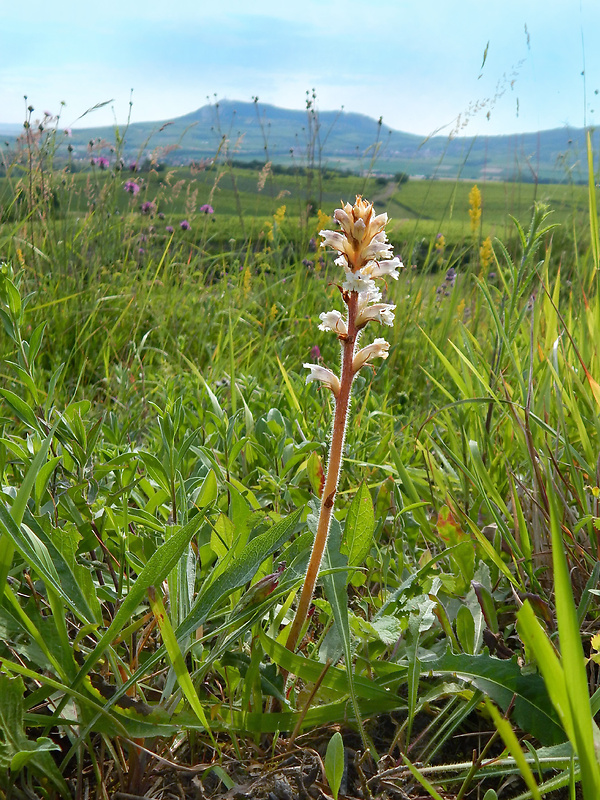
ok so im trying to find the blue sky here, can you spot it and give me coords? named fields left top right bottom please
left=2, top=0, right=599, bottom=137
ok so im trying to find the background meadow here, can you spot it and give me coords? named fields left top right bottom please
left=0, top=107, right=599, bottom=800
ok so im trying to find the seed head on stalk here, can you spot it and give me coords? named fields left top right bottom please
left=285, top=196, right=402, bottom=654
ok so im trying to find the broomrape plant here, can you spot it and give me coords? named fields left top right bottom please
left=285, top=196, right=402, bottom=653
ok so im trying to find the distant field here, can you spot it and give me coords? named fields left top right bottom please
left=0, top=162, right=590, bottom=254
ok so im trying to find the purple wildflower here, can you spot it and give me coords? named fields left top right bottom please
left=138, top=248, right=145, bottom=255
left=91, top=156, right=110, bottom=170
left=308, top=237, right=317, bottom=252
left=180, top=220, right=191, bottom=230
left=310, top=345, right=321, bottom=361
left=141, top=201, right=153, bottom=214
left=129, top=161, right=138, bottom=171
left=166, top=225, right=174, bottom=233
left=124, top=181, right=140, bottom=195
left=199, top=204, right=214, bottom=214
left=158, top=212, right=165, bottom=220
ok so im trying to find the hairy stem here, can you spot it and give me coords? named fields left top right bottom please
left=285, top=291, right=358, bottom=653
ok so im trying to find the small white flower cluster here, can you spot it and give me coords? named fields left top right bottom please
left=303, top=196, right=403, bottom=396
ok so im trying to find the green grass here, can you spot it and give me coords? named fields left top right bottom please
left=0, top=127, right=599, bottom=799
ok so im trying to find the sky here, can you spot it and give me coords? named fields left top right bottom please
left=1, top=0, right=599, bottom=138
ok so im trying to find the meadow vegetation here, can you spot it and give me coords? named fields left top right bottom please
left=0, top=113, right=599, bottom=800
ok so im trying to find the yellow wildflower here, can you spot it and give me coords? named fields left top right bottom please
left=316, top=209, right=331, bottom=235
left=468, top=185, right=482, bottom=236
left=480, top=236, right=493, bottom=272
left=434, top=233, right=445, bottom=266
left=243, top=266, right=252, bottom=299
left=273, top=205, right=286, bottom=227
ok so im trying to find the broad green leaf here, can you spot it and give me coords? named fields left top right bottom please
left=423, top=649, right=565, bottom=746
left=342, top=482, right=375, bottom=569
left=325, top=732, right=345, bottom=800
left=517, top=601, right=575, bottom=744
left=0, top=507, right=100, bottom=624
left=0, top=675, right=70, bottom=797
left=0, top=388, right=39, bottom=430
left=259, top=629, right=398, bottom=703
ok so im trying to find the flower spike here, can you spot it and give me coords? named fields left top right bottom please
left=287, top=196, right=400, bottom=669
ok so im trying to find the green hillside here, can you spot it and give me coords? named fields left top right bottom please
left=2, top=99, right=598, bottom=182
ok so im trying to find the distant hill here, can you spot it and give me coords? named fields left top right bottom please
left=2, top=100, right=596, bottom=182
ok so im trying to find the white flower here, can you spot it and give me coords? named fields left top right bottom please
left=367, top=212, right=388, bottom=238
left=363, top=256, right=403, bottom=281
left=319, top=229, right=352, bottom=258
left=352, top=338, right=390, bottom=372
left=342, top=269, right=376, bottom=294
left=356, top=303, right=396, bottom=328
left=362, top=232, right=393, bottom=260
left=303, top=363, right=341, bottom=396
left=318, top=310, right=348, bottom=335
left=357, top=286, right=383, bottom=307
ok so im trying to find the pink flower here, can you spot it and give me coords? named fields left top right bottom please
left=199, top=204, right=214, bottom=214
left=124, top=181, right=140, bottom=195
left=180, top=220, right=191, bottom=230
left=91, top=156, right=110, bottom=170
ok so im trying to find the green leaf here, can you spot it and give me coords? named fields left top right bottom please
left=195, top=468, right=218, bottom=509
left=401, top=754, right=445, bottom=800
left=486, top=698, right=542, bottom=800
left=517, top=601, right=575, bottom=743
left=456, top=605, right=476, bottom=654
left=0, top=674, right=70, bottom=797
left=424, top=649, right=565, bottom=746
left=147, top=588, right=214, bottom=741
left=0, top=506, right=100, bottom=624
left=547, top=480, right=600, bottom=797
left=33, top=454, right=61, bottom=510
left=73, top=512, right=207, bottom=690
left=324, top=731, right=345, bottom=800
left=180, top=507, right=303, bottom=639
left=0, top=387, right=39, bottom=430
left=322, top=519, right=368, bottom=750
left=342, top=482, right=375, bottom=569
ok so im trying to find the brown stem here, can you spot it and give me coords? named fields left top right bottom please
left=285, top=292, right=358, bottom=654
